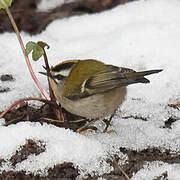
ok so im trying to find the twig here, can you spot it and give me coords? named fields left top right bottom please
left=69, top=119, right=86, bottom=123
left=0, top=97, right=52, bottom=119
left=122, top=115, right=147, bottom=121
left=39, top=117, right=65, bottom=123
left=5, top=114, right=26, bottom=126
left=111, top=159, right=130, bottom=180
left=43, top=51, right=65, bottom=122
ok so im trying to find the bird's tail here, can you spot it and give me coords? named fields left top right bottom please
left=124, top=69, right=163, bottom=83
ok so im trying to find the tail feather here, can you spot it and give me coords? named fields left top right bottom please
left=124, top=69, right=163, bottom=84
left=126, top=69, right=163, bottom=78
left=137, top=77, right=150, bottom=83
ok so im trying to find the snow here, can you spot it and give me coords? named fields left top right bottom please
left=132, top=161, right=180, bottom=180
left=0, top=0, right=180, bottom=178
left=0, top=122, right=113, bottom=176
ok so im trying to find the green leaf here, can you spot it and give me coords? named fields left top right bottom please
left=0, top=0, right=12, bottom=9
left=25, top=41, right=36, bottom=56
left=25, top=41, right=44, bottom=61
left=37, top=41, right=50, bottom=49
left=32, top=49, right=43, bottom=61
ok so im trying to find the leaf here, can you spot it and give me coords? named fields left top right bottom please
left=50, top=65, right=54, bottom=70
left=25, top=41, right=36, bottom=56
left=25, top=41, right=44, bottom=61
left=37, top=41, right=50, bottom=49
left=0, top=0, right=12, bottom=9
left=32, top=46, right=44, bottom=61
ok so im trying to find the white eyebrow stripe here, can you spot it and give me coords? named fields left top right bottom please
left=54, top=68, right=72, bottom=77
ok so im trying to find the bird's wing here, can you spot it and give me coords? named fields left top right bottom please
left=66, top=65, right=162, bottom=100
left=83, top=65, right=137, bottom=95
left=83, top=65, right=162, bottom=95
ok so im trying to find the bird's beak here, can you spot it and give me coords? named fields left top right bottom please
left=39, top=65, right=53, bottom=78
left=39, top=71, right=48, bottom=76
left=39, top=71, right=53, bottom=79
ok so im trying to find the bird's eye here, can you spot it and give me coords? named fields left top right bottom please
left=53, top=74, right=65, bottom=80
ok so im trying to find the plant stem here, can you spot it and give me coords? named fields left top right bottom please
left=0, top=0, right=50, bottom=100
left=0, top=97, right=54, bottom=119
left=43, top=51, right=65, bottom=122
left=111, top=159, right=130, bottom=180
left=43, top=51, right=53, bottom=98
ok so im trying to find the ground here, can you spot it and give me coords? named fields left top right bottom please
left=0, top=0, right=180, bottom=179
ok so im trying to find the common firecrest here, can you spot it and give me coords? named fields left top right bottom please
left=41, top=59, right=162, bottom=120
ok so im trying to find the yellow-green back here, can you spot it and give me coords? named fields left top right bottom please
left=63, top=59, right=106, bottom=98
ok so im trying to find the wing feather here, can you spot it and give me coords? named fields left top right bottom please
left=66, top=64, right=162, bottom=100
left=84, top=66, right=162, bottom=95
left=84, top=66, right=135, bottom=94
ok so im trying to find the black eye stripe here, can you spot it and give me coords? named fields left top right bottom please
left=52, top=62, right=74, bottom=72
left=53, top=74, right=65, bottom=80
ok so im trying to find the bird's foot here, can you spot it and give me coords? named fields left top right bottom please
left=102, top=114, right=117, bottom=134
left=76, top=119, right=98, bottom=134
left=76, top=126, right=98, bottom=134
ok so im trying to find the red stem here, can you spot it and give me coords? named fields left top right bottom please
left=0, top=97, right=52, bottom=119
left=2, top=0, right=50, bottom=100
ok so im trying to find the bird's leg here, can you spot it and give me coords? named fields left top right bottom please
left=76, top=119, right=98, bottom=134
left=75, top=111, right=117, bottom=134
left=103, top=112, right=116, bottom=133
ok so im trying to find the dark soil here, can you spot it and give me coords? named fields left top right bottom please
left=0, top=74, right=14, bottom=81
left=0, top=103, right=180, bottom=179
left=1, top=0, right=180, bottom=179
left=0, top=86, right=10, bottom=93
left=162, top=116, right=180, bottom=129
left=10, top=139, right=46, bottom=166
left=0, top=0, right=136, bottom=35
left=3, top=102, right=87, bottom=131
left=0, top=163, right=79, bottom=180
left=0, top=74, right=14, bottom=93
left=0, top=138, right=79, bottom=180
left=84, top=147, right=180, bottom=180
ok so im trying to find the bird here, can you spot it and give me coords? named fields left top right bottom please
left=40, top=59, right=162, bottom=127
